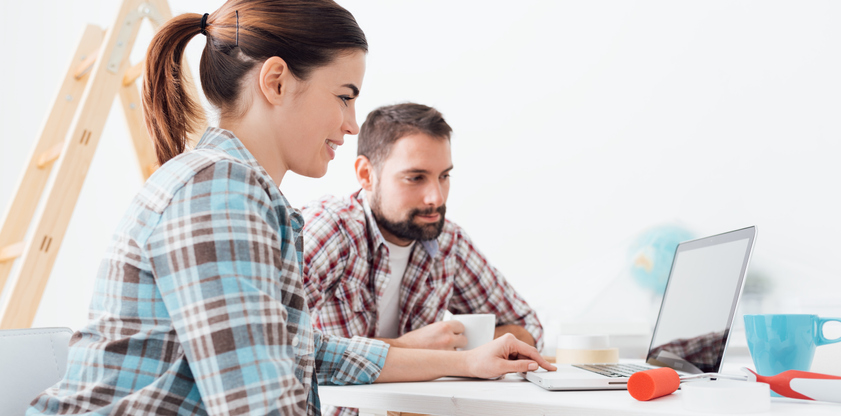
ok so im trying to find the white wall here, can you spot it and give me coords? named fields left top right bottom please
left=2, top=1, right=840, bottom=353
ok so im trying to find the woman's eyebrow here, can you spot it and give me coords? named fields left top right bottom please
left=342, top=83, right=360, bottom=97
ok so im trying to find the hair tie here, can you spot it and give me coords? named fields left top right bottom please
left=200, top=13, right=209, bottom=36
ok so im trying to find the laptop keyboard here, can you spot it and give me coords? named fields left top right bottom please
left=573, top=363, right=652, bottom=378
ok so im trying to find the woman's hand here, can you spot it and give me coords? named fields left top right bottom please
left=465, top=333, right=556, bottom=379
left=375, top=333, right=555, bottom=383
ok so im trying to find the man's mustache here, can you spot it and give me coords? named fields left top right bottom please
left=410, top=205, right=446, bottom=218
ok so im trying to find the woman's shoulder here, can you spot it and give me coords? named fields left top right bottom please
left=139, top=148, right=271, bottom=214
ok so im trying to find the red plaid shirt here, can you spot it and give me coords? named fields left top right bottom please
left=301, top=190, right=544, bottom=351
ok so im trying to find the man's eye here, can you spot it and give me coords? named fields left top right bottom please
left=440, top=174, right=450, bottom=180
left=407, top=176, right=423, bottom=182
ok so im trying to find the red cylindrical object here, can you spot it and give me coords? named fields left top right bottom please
left=628, top=367, right=681, bottom=401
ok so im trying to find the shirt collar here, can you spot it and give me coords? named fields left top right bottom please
left=194, top=127, right=272, bottom=182
left=196, top=127, right=303, bottom=232
left=358, top=190, right=439, bottom=258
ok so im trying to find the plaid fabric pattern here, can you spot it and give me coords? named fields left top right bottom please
left=649, top=330, right=728, bottom=373
left=303, top=191, right=543, bottom=416
left=27, top=128, right=388, bottom=416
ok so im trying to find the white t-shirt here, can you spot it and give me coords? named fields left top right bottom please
left=377, top=240, right=415, bottom=338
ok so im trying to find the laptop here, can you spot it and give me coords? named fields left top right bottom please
left=523, top=226, right=757, bottom=390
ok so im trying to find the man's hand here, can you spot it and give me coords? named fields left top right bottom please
left=389, top=321, right=468, bottom=350
left=494, top=324, right=535, bottom=347
left=465, top=333, right=556, bottom=379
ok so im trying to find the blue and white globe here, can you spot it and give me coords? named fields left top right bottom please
left=628, top=224, right=694, bottom=295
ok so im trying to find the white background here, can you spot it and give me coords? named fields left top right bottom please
left=2, top=1, right=840, bottom=359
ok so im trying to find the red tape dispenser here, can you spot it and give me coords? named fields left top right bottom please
left=628, top=366, right=841, bottom=403
left=742, top=367, right=841, bottom=402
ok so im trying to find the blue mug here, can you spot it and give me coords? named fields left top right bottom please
left=744, top=314, right=841, bottom=377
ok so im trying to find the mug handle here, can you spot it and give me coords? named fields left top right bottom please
left=817, top=317, right=841, bottom=346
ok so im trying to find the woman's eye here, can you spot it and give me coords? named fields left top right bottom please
left=339, top=95, right=352, bottom=106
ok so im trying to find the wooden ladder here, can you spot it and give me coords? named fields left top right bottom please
left=0, top=0, right=201, bottom=329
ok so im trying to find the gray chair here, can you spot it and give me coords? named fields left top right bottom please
left=0, top=327, right=72, bottom=416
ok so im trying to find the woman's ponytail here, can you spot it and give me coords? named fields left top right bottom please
left=143, top=13, right=207, bottom=166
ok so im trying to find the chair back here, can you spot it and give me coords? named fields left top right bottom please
left=0, top=327, right=72, bottom=415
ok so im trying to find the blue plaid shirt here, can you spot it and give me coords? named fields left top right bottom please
left=27, top=128, right=389, bottom=416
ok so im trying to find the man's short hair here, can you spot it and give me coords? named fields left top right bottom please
left=358, top=103, right=453, bottom=170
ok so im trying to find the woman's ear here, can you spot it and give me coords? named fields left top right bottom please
left=258, top=56, right=291, bottom=106
left=355, top=155, right=375, bottom=192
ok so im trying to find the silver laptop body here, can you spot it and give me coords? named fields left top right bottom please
left=524, top=226, right=757, bottom=391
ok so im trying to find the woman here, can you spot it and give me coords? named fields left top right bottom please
left=27, top=1, right=554, bottom=414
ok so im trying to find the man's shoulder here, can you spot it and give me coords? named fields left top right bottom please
left=436, top=219, right=473, bottom=257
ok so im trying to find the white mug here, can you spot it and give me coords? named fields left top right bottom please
left=449, top=313, right=495, bottom=350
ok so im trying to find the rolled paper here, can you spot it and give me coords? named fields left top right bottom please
left=555, top=348, right=619, bottom=365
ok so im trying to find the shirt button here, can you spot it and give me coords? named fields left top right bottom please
left=291, top=336, right=299, bottom=347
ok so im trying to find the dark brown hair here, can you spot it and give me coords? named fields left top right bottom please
left=143, top=0, right=368, bottom=165
left=358, top=103, right=453, bottom=170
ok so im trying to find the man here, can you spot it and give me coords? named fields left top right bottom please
left=302, top=103, right=543, bottom=353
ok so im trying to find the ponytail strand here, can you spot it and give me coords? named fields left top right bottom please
left=143, top=13, right=207, bottom=166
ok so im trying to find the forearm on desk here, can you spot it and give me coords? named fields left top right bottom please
left=375, top=347, right=469, bottom=383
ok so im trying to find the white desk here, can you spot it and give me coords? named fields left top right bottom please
left=320, top=371, right=841, bottom=416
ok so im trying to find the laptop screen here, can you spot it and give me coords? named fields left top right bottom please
left=645, top=226, right=756, bottom=373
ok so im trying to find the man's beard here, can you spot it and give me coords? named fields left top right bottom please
left=370, top=191, right=446, bottom=242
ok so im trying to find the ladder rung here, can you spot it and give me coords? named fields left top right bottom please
left=36, top=142, right=64, bottom=168
left=122, top=60, right=145, bottom=86
left=0, top=241, right=25, bottom=263
left=74, top=47, right=100, bottom=80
